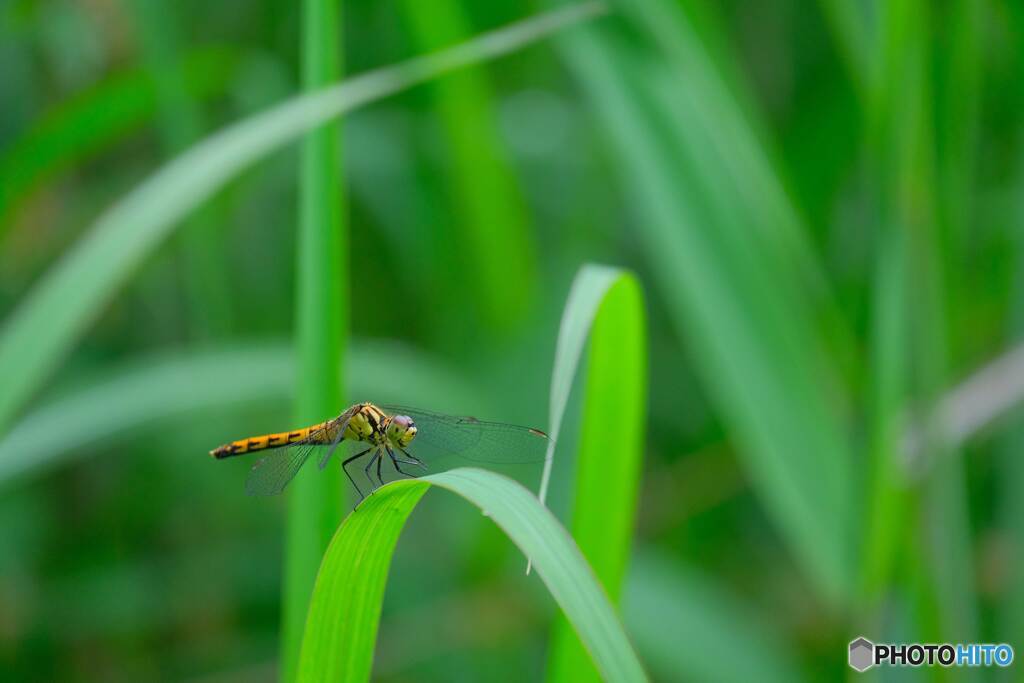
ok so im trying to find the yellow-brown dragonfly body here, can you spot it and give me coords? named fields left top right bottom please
left=210, top=402, right=411, bottom=459
left=211, top=402, right=547, bottom=498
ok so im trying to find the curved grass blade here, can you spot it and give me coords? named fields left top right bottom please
left=546, top=269, right=646, bottom=682
left=0, top=1, right=608, bottom=436
left=537, top=263, right=625, bottom=506
left=0, top=341, right=481, bottom=488
left=297, top=468, right=647, bottom=683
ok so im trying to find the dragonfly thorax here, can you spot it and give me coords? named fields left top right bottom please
left=343, top=403, right=417, bottom=449
left=343, top=409, right=377, bottom=442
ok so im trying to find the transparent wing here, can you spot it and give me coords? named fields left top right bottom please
left=245, top=417, right=351, bottom=496
left=380, top=404, right=548, bottom=465
left=245, top=441, right=320, bottom=496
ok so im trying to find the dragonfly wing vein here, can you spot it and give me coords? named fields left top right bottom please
left=245, top=442, right=318, bottom=496
left=380, top=404, right=548, bottom=465
left=245, top=417, right=347, bottom=496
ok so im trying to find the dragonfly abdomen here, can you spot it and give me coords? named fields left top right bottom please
left=210, top=420, right=333, bottom=459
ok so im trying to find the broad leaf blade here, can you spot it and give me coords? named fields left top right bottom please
left=538, top=263, right=624, bottom=504
left=546, top=268, right=646, bottom=682
left=297, top=468, right=647, bottom=683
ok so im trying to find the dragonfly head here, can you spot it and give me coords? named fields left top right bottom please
left=387, top=414, right=417, bottom=448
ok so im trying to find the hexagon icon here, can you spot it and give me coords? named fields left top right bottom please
left=849, top=637, right=874, bottom=672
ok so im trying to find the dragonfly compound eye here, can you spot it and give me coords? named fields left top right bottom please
left=404, top=421, right=417, bottom=442
left=390, top=415, right=417, bottom=447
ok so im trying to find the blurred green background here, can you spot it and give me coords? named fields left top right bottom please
left=2, top=0, right=1023, bottom=680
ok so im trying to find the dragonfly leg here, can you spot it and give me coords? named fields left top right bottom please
left=386, top=446, right=418, bottom=479
left=399, top=447, right=428, bottom=470
left=342, top=447, right=373, bottom=500
left=376, top=449, right=383, bottom=485
left=363, top=449, right=383, bottom=490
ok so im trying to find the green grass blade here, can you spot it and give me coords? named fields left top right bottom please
left=997, top=190, right=1024, bottom=661
left=546, top=271, right=646, bottom=682
left=0, top=341, right=481, bottom=487
left=298, top=482, right=430, bottom=683
left=859, top=228, right=909, bottom=605
left=282, top=0, right=347, bottom=679
left=997, top=414, right=1024, bottom=668
left=624, top=552, right=806, bottom=683
left=868, top=0, right=978, bottom=643
left=537, top=264, right=625, bottom=506
left=297, top=468, right=647, bottom=683
left=560, top=13, right=854, bottom=602
left=401, top=0, right=537, bottom=331
left=0, top=1, right=607, bottom=436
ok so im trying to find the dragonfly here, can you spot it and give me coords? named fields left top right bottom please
left=210, top=402, right=548, bottom=499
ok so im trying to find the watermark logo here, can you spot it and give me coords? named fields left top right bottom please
left=849, top=637, right=873, bottom=672
left=849, top=637, right=1014, bottom=671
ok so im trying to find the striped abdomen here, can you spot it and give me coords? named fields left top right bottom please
left=210, top=420, right=337, bottom=459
